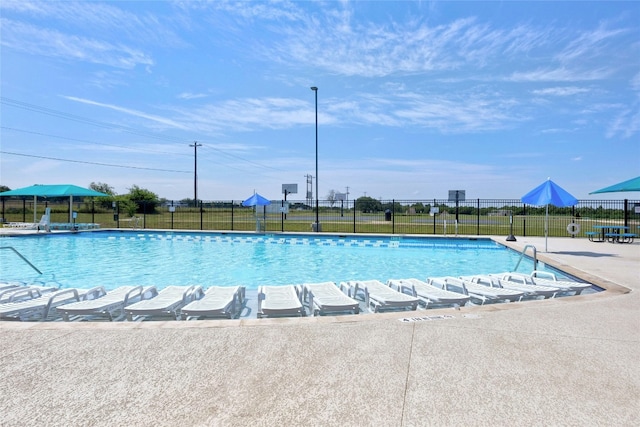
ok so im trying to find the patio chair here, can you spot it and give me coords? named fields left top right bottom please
left=0, top=283, right=59, bottom=304
left=303, top=282, right=360, bottom=316
left=124, top=285, right=203, bottom=321
left=0, top=287, right=102, bottom=321
left=257, top=285, right=304, bottom=318
left=466, top=275, right=559, bottom=299
left=181, top=286, right=246, bottom=319
left=387, top=278, right=470, bottom=308
left=340, top=280, right=418, bottom=312
left=57, top=285, right=146, bottom=321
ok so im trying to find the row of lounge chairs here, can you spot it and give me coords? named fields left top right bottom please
left=0, top=272, right=591, bottom=322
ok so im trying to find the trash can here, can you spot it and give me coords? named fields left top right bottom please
left=385, top=209, right=392, bottom=221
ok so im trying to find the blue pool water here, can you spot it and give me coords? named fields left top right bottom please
left=1, top=231, right=562, bottom=291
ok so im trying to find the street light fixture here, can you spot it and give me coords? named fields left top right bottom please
left=310, top=86, right=319, bottom=232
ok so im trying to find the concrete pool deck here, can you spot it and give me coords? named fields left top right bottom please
left=0, top=234, right=638, bottom=426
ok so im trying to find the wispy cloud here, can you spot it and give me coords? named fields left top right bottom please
left=556, top=22, right=629, bottom=63
left=531, top=87, right=591, bottom=96
left=508, top=67, right=612, bottom=82
left=606, top=107, right=640, bottom=139
left=177, top=92, right=209, bottom=100
left=1, top=18, right=153, bottom=69
left=172, top=98, right=318, bottom=133
left=63, top=96, right=189, bottom=130
left=2, top=0, right=185, bottom=47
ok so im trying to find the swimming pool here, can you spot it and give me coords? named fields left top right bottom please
left=1, top=231, right=566, bottom=291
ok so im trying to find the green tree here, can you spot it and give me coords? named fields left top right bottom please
left=355, top=196, right=383, bottom=213
left=89, top=182, right=115, bottom=210
left=115, top=197, right=138, bottom=217
left=89, top=182, right=115, bottom=195
left=126, top=185, right=159, bottom=213
left=412, top=202, right=425, bottom=214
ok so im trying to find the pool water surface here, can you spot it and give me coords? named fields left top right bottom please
left=1, top=231, right=564, bottom=291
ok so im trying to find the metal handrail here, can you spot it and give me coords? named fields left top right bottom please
left=513, top=244, right=537, bottom=272
left=0, top=246, right=43, bottom=275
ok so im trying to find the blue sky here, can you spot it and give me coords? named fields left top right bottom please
left=1, top=1, right=639, bottom=202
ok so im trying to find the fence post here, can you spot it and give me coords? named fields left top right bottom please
left=142, top=201, right=147, bottom=229
left=477, top=198, right=480, bottom=235
left=624, top=199, right=629, bottom=228
left=353, top=201, right=356, bottom=233
left=199, top=201, right=203, bottom=230
left=392, top=199, right=395, bottom=234
left=231, top=201, right=234, bottom=231
left=433, top=199, right=436, bottom=234
left=523, top=204, right=527, bottom=237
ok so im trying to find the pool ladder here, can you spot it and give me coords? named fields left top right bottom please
left=0, top=246, right=43, bottom=275
left=513, top=244, right=537, bottom=272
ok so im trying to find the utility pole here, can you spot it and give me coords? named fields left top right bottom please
left=305, top=174, right=314, bottom=208
left=189, top=141, right=202, bottom=204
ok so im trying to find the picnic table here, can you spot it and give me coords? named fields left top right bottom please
left=587, top=225, right=635, bottom=243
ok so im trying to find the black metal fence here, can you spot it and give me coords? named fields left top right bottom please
left=2, top=198, right=639, bottom=238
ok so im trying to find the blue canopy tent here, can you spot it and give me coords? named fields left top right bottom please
left=589, top=176, right=640, bottom=194
left=0, top=184, right=109, bottom=223
left=521, top=179, right=578, bottom=252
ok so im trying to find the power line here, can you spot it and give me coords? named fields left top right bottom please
left=0, top=151, right=190, bottom=173
left=1, top=126, right=189, bottom=157
left=2, top=97, right=281, bottom=172
left=1, top=97, right=180, bottom=143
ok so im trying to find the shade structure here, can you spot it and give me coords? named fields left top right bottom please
left=0, top=184, right=109, bottom=198
left=521, top=179, right=578, bottom=252
left=0, top=184, right=109, bottom=222
left=241, top=193, right=271, bottom=207
left=589, top=176, right=640, bottom=194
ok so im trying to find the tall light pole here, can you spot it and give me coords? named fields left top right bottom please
left=310, top=86, right=319, bottom=232
left=189, top=141, right=202, bottom=205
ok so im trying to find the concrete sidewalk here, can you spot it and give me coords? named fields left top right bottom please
left=1, top=236, right=638, bottom=426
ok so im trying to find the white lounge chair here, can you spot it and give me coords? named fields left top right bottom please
left=0, top=287, right=101, bottom=321
left=465, top=275, right=559, bottom=299
left=181, top=286, right=246, bottom=319
left=341, top=280, right=418, bottom=313
left=303, top=282, right=360, bottom=316
left=433, top=277, right=522, bottom=304
left=387, top=278, right=470, bottom=308
left=257, top=285, right=304, bottom=318
left=530, top=271, right=592, bottom=295
left=0, top=283, right=59, bottom=303
left=124, top=285, right=203, bottom=321
left=456, top=277, right=524, bottom=303
left=0, top=282, right=23, bottom=292
left=57, top=285, right=146, bottom=321
left=497, top=272, right=591, bottom=295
